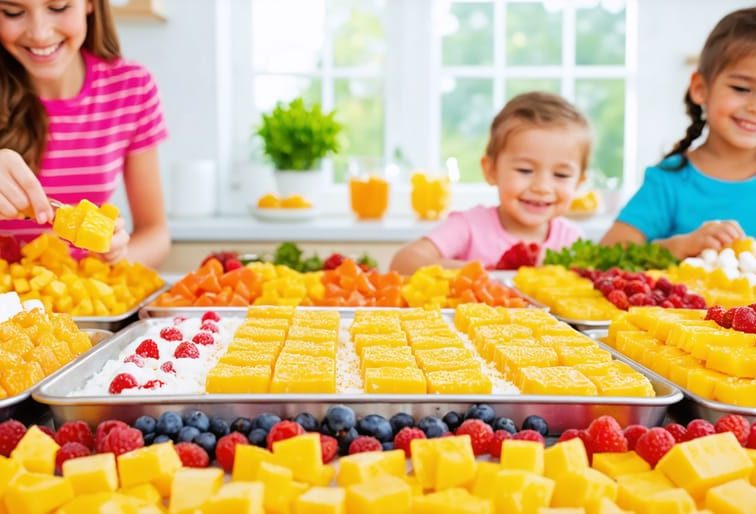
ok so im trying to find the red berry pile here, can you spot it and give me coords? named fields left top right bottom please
left=494, top=242, right=541, bottom=270
left=705, top=304, right=756, bottom=333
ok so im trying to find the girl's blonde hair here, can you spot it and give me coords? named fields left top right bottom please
left=0, top=0, right=121, bottom=171
left=664, top=7, right=756, bottom=167
left=485, top=91, right=592, bottom=173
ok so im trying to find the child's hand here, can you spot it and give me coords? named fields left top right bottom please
left=100, top=218, right=130, bottom=264
left=682, top=220, right=745, bottom=256
left=0, top=149, right=54, bottom=224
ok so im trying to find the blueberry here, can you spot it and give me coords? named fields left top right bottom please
left=230, top=417, right=254, bottom=435
left=193, top=432, right=217, bottom=459
left=177, top=426, right=200, bottom=443
left=465, top=404, right=496, bottom=425
left=357, top=414, right=393, bottom=443
left=522, top=415, right=549, bottom=436
left=133, top=415, right=156, bottom=435
left=319, top=420, right=337, bottom=437
left=153, top=434, right=172, bottom=444
left=325, top=405, right=356, bottom=433
left=381, top=441, right=394, bottom=451
left=183, top=410, right=210, bottom=432
left=294, top=412, right=319, bottom=432
left=389, top=413, right=415, bottom=434
left=492, top=417, right=517, bottom=434
left=156, top=412, right=183, bottom=437
left=417, top=416, right=448, bottom=438
left=247, top=428, right=268, bottom=448
left=208, top=416, right=230, bottom=438
left=337, top=427, right=358, bottom=456
left=442, top=411, right=463, bottom=432
left=142, top=432, right=155, bottom=445
left=253, top=413, right=281, bottom=433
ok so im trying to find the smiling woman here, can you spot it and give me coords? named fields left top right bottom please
left=0, top=0, right=170, bottom=267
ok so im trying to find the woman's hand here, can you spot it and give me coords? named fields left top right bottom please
left=0, top=149, right=53, bottom=224
left=100, top=217, right=130, bottom=264
left=678, top=220, right=745, bottom=257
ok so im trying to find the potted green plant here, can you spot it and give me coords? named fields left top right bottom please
left=256, top=97, right=343, bottom=199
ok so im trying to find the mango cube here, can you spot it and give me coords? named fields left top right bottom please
left=0, top=456, right=23, bottom=497
left=272, top=433, right=325, bottom=484
left=232, top=444, right=275, bottom=482
left=551, top=467, right=617, bottom=509
left=411, top=436, right=476, bottom=491
left=257, top=461, right=295, bottom=514
left=643, top=488, right=696, bottom=514
left=337, top=450, right=405, bottom=487
left=493, top=470, right=555, bottom=514
left=345, top=475, right=411, bottom=514
left=412, top=488, right=493, bottom=514
left=592, top=451, right=650, bottom=480
left=616, top=471, right=674, bottom=513
left=202, top=482, right=264, bottom=514
left=169, top=468, right=223, bottom=514
left=294, top=486, right=345, bottom=514
left=543, top=438, right=589, bottom=480
left=62, top=452, right=118, bottom=494
left=500, top=440, right=545, bottom=475
left=3, top=472, right=74, bottom=514
left=117, top=442, right=182, bottom=496
left=10, top=425, right=60, bottom=475
left=704, top=478, right=756, bottom=514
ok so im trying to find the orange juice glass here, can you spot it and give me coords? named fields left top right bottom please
left=411, top=170, right=450, bottom=220
left=348, top=158, right=390, bottom=220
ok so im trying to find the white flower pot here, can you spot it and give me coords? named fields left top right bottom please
left=274, top=169, right=326, bottom=201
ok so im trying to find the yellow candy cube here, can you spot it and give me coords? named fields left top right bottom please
left=518, top=367, right=598, bottom=396
left=425, top=369, right=492, bottom=394
left=75, top=209, right=115, bottom=253
left=360, top=346, right=415, bottom=376
left=10, top=426, right=60, bottom=475
left=364, top=367, right=427, bottom=394
left=205, top=363, right=271, bottom=393
left=62, top=452, right=118, bottom=494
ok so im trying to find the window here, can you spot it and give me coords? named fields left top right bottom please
left=248, top=0, right=635, bottom=191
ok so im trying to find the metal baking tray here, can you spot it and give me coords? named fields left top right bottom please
left=503, top=281, right=610, bottom=330
left=34, top=313, right=681, bottom=432
left=0, top=329, right=113, bottom=423
left=584, top=329, right=756, bottom=424
left=140, top=306, right=458, bottom=318
left=74, top=283, right=170, bottom=331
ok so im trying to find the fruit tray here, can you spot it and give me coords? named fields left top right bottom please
left=0, top=329, right=113, bottom=423
left=74, top=283, right=171, bottom=331
left=34, top=312, right=682, bottom=431
left=584, top=329, right=756, bottom=424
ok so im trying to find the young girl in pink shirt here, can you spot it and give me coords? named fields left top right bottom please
left=391, top=92, right=591, bottom=274
left=0, top=0, right=169, bottom=267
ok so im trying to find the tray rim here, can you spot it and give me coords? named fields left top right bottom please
left=583, top=328, right=756, bottom=418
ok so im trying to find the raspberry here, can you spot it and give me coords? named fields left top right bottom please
left=722, top=308, right=737, bottom=328
left=201, top=311, right=221, bottom=323
left=683, top=293, right=706, bottom=309
left=624, top=280, right=650, bottom=296
left=105, top=426, right=144, bottom=456
left=216, top=432, right=249, bottom=473
left=135, top=339, right=159, bottom=359
left=607, top=290, right=630, bottom=310
left=715, top=414, right=750, bottom=446
left=635, top=427, right=675, bottom=466
left=667, top=294, right=684, bottom=308
left=611, top=277, right=627, bottom=291
left=455, top=419, right=494, bottom=456
left=557, top=428, right=581, bottom=443
left=175, top=442, right=210, bottom=468
left=200, top=322, right=219, bottom=333
left=623, top=425, right=649, bottom=451
left=0, top=419, right=26, bottom=457
left=670, top=284, right=687, bottom=297
left=36, top=425, right=56, bottom=440
left=55, top=421, right=94, bottom=451
left=266, top=421, right=305, bottom=450
left=55, top=442, right=90, bottom=473
left=160, top=327, right=183, bottom=341
left=160, top=361, right=176, bottom=374
left=320, top=434, right=338, bottom=464
left=628, top=292, right=651, bottom=306
left=731, top=307, right=756, bottom=334
left=664, top=423, right=687, bottom=443
left=123, top=354, right=145, bottom=367
left=192, top=332, right=215, bottom=346
left=393, top=427, right=426, bottom=457
left=512, top=430, right=545, bottom=445
left=95, top=420, right=129, bottom=453
left=348, top=436, right=382, bottom=454
left=655, top=277, right=672, bottom=294
left=108, top=373, right=138, bottom=394
left=174, top=342, right=199, bottom=359
left=747, top=424, right=756, bottom=449
left=173, top=316, right=187, bottom=325
left=705, top=306, right=727, bottom=326
left=684, top=419, right=715, bottom=441
left=587, top=416, right=622, bottom=440
left=142, top=379, right=165, bottom=390
left=596, top=279, right=615, bottom=296
left=489, top=430, right=512, bottom=458
left=590, top=426, right=628, bottom=453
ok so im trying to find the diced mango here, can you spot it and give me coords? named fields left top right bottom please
left=62, top=452, right=118, bottom=494
left=4, top=472, right=74, bottom=514
left=202, top=481, right=265, bottom=514
left=501, top=440, right=545, bottom=475
left=345, top=475, right=411, bottom=514
left=169, top=468, right=223, bottom=514
left=10, top=426, right=60, bottom=475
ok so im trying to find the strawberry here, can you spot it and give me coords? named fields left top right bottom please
left=623, top=425, right=648, bottom=451
left=320, top=434, right=338, bottom=463
left=175, top=442, right=210, bottom=468
left=489, top=430, right=512, bottom=458
left=108, top=373, right=138, bottom=394
left=159, top=327, right=183, bottom=341
left=105, top=426, right=144, bottom=456
left=0, top=236, right=21, bottom=264
left=721, top=308, right=737, bottom=328
left=192, top=332, right=215, bottom=346
left=55, top=421, right=94, bottom=451
left=512, top=430, right=545, bottom=445
left=323, top=253, right=346, bottom=270
left=455, top=419, right=494, bottom=455
left=747, top=424, right=756, bottom=449
left=0, top=419, right=26, bottom=457
left=731, top=307, right=756, bottom=334
left=55, top=442, right=91, bottom=473
left=266, top=421, right=305, bottom=450
left=160, top=361, right=176, bottom=374
left=588, top=416, right=627, bottom=453
left=348, top=436, right=382, bottom=454
left=635, top=427, right=675, bottom=466
left=135, top=339, right=159, bottom=359
left=684, top=419, right=715, bottom=441
left=201, top=311, right=221, bottom=323
left=123, top=354, right=145, bottom=367
left=224, top=258, right=243, bottom=272
left=587, top=416, right=622, bottom=439
left=705, top=306, right=727, bottom=326
left=715, top=414, right=750, bottom=446
left=607, top=290, right=629, bottom=310
left=664, top=423, right=687, bottom=443
left=174, top=342, right=199, bottom=359
left=216, top=432, right=249, bottom=473
left=495, top=242, right=540, bottom=270
left=141, top=379, right=165, bottom=390
left=393, top=427, right=426, bottom=457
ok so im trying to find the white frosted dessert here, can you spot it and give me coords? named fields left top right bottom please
left=73, top=313, right=243, bottom=396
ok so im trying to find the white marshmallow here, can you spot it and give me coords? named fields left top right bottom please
left=701, top=248, right=718, bottom=264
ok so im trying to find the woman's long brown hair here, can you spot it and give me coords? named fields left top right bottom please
left=0, top=0, right=121, bottom=172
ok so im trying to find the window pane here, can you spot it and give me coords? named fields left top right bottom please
left=505, top=79, right=561, bottom=101
left=252, top=0, right=325, bottom=73
left=330, top=0, right=386, bottom=68
left=333, top=78, right=385, bottom=182
left=575, top=79, right=625, bottom=184
left=441, top=78, right=492, bottom=183
left=253, top=76, right=322, bottom=114
left=506, top=3, right=562, bottom=66
left=576, top=4, right=625, bottom=65
left=442, top=2, right=494, bottom=66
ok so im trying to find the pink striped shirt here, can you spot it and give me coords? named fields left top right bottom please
left=0, top=50, right=167, bottom=245
left=426, top=205, right=582, bottom=267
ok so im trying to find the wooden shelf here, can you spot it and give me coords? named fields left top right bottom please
left=111, top=0, right=166, bottom=22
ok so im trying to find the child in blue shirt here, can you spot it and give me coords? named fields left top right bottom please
left=602, top=7, right=756, bottom=259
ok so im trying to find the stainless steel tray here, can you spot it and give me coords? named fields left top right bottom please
left=503, top=281, right=610, bottom=330
left=74, top=283, right=170, bottom=331
left=140, top=306, right=458, bottom=318
left=0, top=329, right=113, bottom=423
left=584, top=329, right=756, bottom=424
